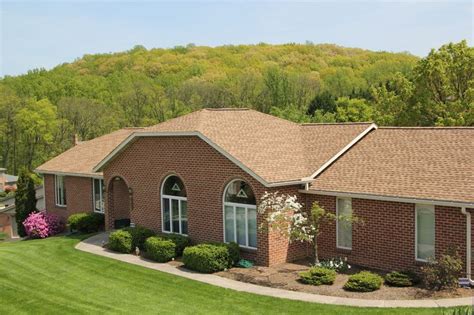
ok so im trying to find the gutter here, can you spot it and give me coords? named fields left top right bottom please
left=461, top=207, right=473, bottom=285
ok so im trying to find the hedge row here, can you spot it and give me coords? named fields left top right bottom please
left=107, top=227, right=240, bottom=272
left=67, top=212, right=104, bottom=233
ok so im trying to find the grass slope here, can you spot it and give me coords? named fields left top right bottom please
left=0, top=236, right=458, bottom=314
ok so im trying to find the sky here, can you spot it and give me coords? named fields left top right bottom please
left=0, top=0, right=472, bottom=76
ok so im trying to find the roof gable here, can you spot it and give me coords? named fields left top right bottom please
left=309, top=127, right=474, bottom=204
left=93, top=109, right=374, bottom=186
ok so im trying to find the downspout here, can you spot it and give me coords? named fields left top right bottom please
left=461, top=207, right=473, bottom=285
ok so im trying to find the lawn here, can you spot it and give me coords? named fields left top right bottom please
left=0, top=235, right=465, bottom=315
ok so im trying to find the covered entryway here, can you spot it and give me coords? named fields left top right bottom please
left=107, top=176, right=132, bottom=229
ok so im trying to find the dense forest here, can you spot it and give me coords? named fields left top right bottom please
left=0, top=40, right=472, bottom=175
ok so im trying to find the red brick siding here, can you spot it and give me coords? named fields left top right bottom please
left=435, top=205, right=467, bottom=272
left=103, top=136, right=306, bottom=266
left=304, top=194, right=470, bottom=273
left=471, top=208, right=474, bottom=278
left=44, top=174, right=93, bottom=221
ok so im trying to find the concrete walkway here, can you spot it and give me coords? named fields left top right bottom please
left=76, top=233, right=473, bottom=308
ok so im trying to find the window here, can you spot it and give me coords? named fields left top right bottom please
left=336, top=198, right=352, bottom=249
left=93, top=179, right=105, bottom=213
left=54, top=175, right=67, bottom=206
left=161, top=175, right=187, bottom=235
left=223, top=180, right=257, bottom=249
left=416, top=204, right=435, bottom=261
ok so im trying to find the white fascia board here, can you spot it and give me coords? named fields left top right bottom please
left=93, top=131, right=309, bottom=188
left=302, top=123, right=377, bottom=181
left=35, top=170, right=103, bottom=179
left=300, top=189, right=474, bottom=208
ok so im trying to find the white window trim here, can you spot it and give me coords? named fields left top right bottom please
left=222, top=180, right=257, bottom=250
left=93, top=179, right=105, bottom=214
left=161, top=175, right=187, bottom=236
left=54, top=175, right=66, bottom=207
left=336, top=197, right=352, bottom=250
left=415, top=204, right=435, bottom=262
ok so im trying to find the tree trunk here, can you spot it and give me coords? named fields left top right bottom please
left=313, top=235, right=319, bottom=265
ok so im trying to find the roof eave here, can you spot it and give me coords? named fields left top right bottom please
left=300, top=189, right=474, bottom=208
left=35, top=169, right=103, bottom=179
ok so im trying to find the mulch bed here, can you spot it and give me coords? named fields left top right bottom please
left=216, top=260, right=473, bottom=300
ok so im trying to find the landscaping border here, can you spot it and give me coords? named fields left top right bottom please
left=76, top=233, right=473, bottom=308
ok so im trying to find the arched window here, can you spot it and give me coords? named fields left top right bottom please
left=161, top=175, right=187, bottom=235
left=223, top=180, right=257, bottom=248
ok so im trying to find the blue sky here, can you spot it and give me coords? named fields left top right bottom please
left=1, top=1, right=472, bottom=76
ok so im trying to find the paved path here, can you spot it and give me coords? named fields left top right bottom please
left=76, top=233, right=473, bottom=308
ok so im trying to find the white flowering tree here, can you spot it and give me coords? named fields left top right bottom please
left=258, top=191, right=358, bottom=264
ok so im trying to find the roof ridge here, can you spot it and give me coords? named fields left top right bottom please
left=203, top=108, right=250, bottom=111
left=301, top=122, right=373, bottom=126
left=379, top=126, right=474, bottom=130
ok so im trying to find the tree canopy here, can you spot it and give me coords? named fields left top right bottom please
left=0, top=41, right=472, bottom=174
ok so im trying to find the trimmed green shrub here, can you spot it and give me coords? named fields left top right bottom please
left=108, top=230, right=132, bottom=253
left=160, top=233, right=191, bottom=256
left=183, top=244, right=229, bottom=273
left=344, top=271, right=383, bottom=292
left=68, top=212, right=104, bottom=233
left=224, top=242, right=240, bottom=266
left=145, top=237, right=176, bottom=262
left=207, top=242, right=240, bottom=266
left=385, top=271, right=418, bottom=287
left=123, top=226, right=155, bottom=250
left=299, top=267, right=336, bottom=286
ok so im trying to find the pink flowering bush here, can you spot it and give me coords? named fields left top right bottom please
left=22, top=211, right=64, bottom=239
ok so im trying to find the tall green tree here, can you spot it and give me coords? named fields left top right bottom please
left=413, top=40, right=474, bottom=126
left=15, top=168, right=37, bottom=237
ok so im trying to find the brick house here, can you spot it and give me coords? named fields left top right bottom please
left=36, top=109, right=473, bottom=282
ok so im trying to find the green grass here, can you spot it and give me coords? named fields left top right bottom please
left=0, top=236, right=461, bottom=315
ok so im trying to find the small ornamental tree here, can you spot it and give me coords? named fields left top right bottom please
left=258, top=191, right=360, bottom=264
left=15, top=168, right=37, bottom=237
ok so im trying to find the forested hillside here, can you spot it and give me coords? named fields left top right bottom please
left=0, top=41, right=472, bottom=174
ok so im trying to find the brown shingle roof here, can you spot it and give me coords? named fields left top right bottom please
left=309, top=127, right=474, bottom=204
left=36, top=128, right=141, bottom=176
left=140, top=109, right=373, bottom=184
left=39, top=108, right=370, bottom=185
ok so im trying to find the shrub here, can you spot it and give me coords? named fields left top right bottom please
left=299, top=267, right=336, bottom=286
left=123, top=226, right=155, bottom=250
left=207, top=241, right=240, bottom=266
left=315, top=257, right=351, bottom=273
left=344, top=271, right=383, bottom=292
left=224, top=242, right=240, bottom=266
left=145, top=237, right=176, bottom=262
left=160, top=233, right=191, bottom=256
left=183, top=244, right=230, bottom=273
left=68, top=212, right=104, bottom=233
left=108, top=230, right=132, bottom=253
left=421, top=249, right=463, bottom=291
left=385, top=271, right=419, bottom=287
left=22, top=211, right=64, bottom=239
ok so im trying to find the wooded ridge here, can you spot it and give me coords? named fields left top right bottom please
left=0, top=41, right=472, bottom=174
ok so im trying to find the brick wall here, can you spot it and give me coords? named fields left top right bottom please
left=44, top=174, right=94, bottom=221
left=103, top=136, right=306, bottom=266
left=304, top=194, right=471, bottom=273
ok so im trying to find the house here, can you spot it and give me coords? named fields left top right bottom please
left=0, top=186, right=44, bottom=238
left=0, top=168, right=18, bottom=192
left=35, top=108, right=474, bottom=282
